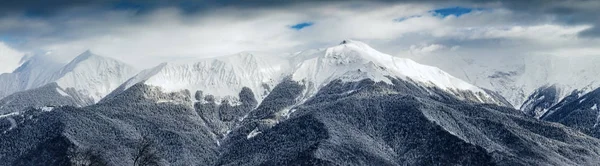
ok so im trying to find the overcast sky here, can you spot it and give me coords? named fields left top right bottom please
left=0, top=0, right=599, bottom=72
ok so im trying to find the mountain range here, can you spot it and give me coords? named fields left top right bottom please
left=1, top=40, right=600, bottom=165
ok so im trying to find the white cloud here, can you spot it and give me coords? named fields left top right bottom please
left=409, top=44, right=451, bottom=55
left=0, top=42, right=24, bottom=74
left=1, top=2, right=600, bottom=71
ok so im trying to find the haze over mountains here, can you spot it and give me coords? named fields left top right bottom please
left=409, top=49, right=600, bottom=118
left=1, top=40, right=600, bottom=165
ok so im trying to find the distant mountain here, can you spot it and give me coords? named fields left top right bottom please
left=0, top=51, right=138, bottom=113
left=407, top=51, right=600, bottom=117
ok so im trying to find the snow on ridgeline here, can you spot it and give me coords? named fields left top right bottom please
left=291, top=40, right=485, bottom=94
left=0, top=50, right=138, bottom=105
left=116, top=40, right=505, bottom=106
left=119, top=52, right=290, bottom=104
left=49, top=51, right=138, bottom=103
left=0, top=54, right=63, bottom=99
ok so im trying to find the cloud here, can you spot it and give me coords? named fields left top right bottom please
left=0, top=42, right=25, bottom=73
left=0, top=2, right=436, bottom=68
left=409, top=43, right=460, bottom=55
left=492, top=0, right=600, bottom=37
left=27, top=7, right=308, bottom=67
left=411, top=44, right=446, bottom=54
left=1, top=0, right=600, bottom=70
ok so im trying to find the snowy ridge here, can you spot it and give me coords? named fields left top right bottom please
left=50, top=51, right=138, bottom=102
left=410, top=52, right=600, bottom=111
left=121, top=52, right=289, bottom=103
left=0, top=51, right=138, bottom=106
left=291, top=40, right=485, bottom=95
left=507, top=54, right=600, bottom=109
left=0, top=55, right=63, bottom=99
left=118, top=40, right=504, bottom=105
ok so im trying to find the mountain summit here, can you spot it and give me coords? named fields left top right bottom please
left=0, top=51, right=138, bottom=113
left=50, top=51, right=138, bottom=103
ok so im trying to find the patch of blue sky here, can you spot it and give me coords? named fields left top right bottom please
left=290, top=22, right=314, bottom=30
left=431, top=7, right=483, bottom=17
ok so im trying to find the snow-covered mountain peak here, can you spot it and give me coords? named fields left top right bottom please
left=50, top=51, right=139, bottom=103
left=0, top=50, right=138, bottom=105
left=338, top=39, right=365, bottom=46
left=112, top=40, right=508, bottom=106
left=292, top=40, right=485, bottom=93
left=11, top=54, right=60, bottom=74
left=68, top=50, right=94, bottom=64
left=287, top=40, right=513, bottom=105
left=0, top=54, right=63, bottom=99
left=58, top=50, right=116, bottom=73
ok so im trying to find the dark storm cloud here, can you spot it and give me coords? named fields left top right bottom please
left=0, top=0, right=109, bottom=16
left=371, top=0, right=600, bottom=37
left=0, top=0, right=318, bottom=17
left=383, top=0, right=600, bottom=37
left=0, top=0, right=596, bottom=18
left=492, top=0, right=600, bottom=37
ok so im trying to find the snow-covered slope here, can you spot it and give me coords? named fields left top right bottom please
left=408, top=52, right=600, bottom=116
left=115, top=40, right=507, bottom=106
left=49, top=51, right=138, bottom=103
left=517, top=54, right=600, bottom=106
left=116, top=52, right=289, bottom=104
left=0, top=55, right=63, bottom=99
left=291, top=40, right=491, bottom=99
left=0, top=51, right=138, bottom=107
